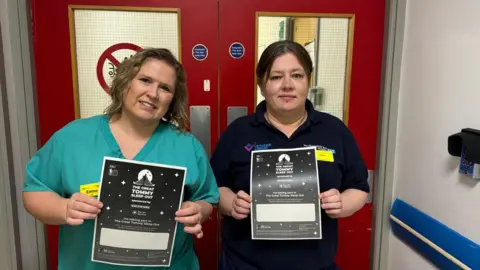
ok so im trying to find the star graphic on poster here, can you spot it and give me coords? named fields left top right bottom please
left=173, top=189, right=176, bottom=192
left=108, top=181, right=111, bottom=184
left=307, top=151, right=311, bottom=155
left=258, top=183, right=261, bottom=187
left=309, top=163, right=312, bottom=166
left=175, top=173, right=179, bottom=177
left=160, top=211, right=164, bottom=215
left=161, top=173, right=163, bottom=176
left=267, top=164, right=270, bottom=167
left=121, top=181, right=125, bottom=185
left=163, top=259, right=166, bottom=263
left=120, top=210, right=122, bottom=213
left=106, top=206, right=110, bottom=210
left=314, top=231, right=318, bottom=235
left=162, top=197, right=164, bottom=199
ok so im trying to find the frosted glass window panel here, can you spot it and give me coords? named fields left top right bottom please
left=71, top=8, right=179, bottom=118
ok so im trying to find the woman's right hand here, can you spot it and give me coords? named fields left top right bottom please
left=64, top=193, right=103, bottom=225
left=231, top=190, right=252, bottom=220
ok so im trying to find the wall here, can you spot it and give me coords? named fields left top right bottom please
left=388, top=1, right=480, bottom=269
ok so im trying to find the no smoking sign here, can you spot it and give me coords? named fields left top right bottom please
left=96, top=43, right=142, bottom=94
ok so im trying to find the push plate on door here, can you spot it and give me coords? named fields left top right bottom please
left=227, top=106, right=248, bottom=126
left=190, top=106, right=211, bottom=157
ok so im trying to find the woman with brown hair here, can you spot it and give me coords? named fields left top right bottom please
left=22, top=48, right=219, bottom=270
left=211, top=40, right=369, bottom=270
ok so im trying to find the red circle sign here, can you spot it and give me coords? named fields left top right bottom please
left=96, top=43, right=142, bottom=94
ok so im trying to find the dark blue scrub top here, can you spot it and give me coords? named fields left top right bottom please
left=210, top=100, right=369, bottom=270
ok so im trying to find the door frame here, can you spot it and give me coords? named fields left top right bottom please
left=2, top=0, right=406, bottom=269
left=1, top=0, right=48, bottom=269
left=370, top=0, right=406, bottom=269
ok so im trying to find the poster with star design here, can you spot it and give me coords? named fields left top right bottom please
left=250, top=146, right=321, bottom=240
left=91, top=157, right=186, bottom=267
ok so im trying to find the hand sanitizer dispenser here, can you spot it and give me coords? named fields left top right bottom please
left=448, top=128, right=480, bottom=179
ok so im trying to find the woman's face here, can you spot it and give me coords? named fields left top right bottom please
left=122, top=58, right=176, bottom=125
left=261, top=52, right=309, bottom=114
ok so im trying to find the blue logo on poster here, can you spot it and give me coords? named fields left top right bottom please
left=229, top=42, right=245, bottom=59
left=192, top=44, right=208, bottom=61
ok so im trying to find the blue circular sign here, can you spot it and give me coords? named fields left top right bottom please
left=229, top=42, right=245, bottom=59
left=192, top=44, right=208, bottom=61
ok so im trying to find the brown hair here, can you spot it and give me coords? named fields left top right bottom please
left=256, top=40, right=313, bottom=87
left=104, top=48, right=189, bottom=131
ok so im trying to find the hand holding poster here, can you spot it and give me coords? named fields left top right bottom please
left=250, top=146, right=322, bottom=240
left=92, top=157, right=186, bottom=267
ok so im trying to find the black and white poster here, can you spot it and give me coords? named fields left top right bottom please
left=91, top=157, right=186, bottom=267
left=250, top=146, right=321, bottom=240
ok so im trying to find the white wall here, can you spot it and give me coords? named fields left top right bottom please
left=389, top=1, right=480, bottom=269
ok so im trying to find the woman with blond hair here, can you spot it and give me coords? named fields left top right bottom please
left=23, top=48, right=219, bottom=270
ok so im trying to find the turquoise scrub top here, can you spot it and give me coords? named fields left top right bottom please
left=23, top=115, right=220, bottom=270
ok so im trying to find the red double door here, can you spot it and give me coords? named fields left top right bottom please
left=31, top=0, right=385, bottom=269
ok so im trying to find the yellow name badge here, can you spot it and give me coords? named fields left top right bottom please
left=80, top=182, right=100, bottom=197
left=316, top=150, right=334, bottom=162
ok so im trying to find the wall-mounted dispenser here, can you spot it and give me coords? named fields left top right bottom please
left=448, top=128, right=480, bottom=179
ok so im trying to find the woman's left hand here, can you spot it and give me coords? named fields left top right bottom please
left=175, top=201, right=203, bottom=239
left=319, top=189, right=343, bottom=218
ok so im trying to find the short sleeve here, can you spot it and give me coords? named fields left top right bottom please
left=23, top=132, right=65, bottom=196
left=209, top=123, right=235, bottom=188
left=340, top=128, right=369, bottom=193
left=186, top=141, right=220, bottom=204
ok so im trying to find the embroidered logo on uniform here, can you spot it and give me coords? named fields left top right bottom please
left=244, top=143, right=272, bottom=152
left=244, top=143, right=255, bottom=151
left=255, top=143, right=271, bottom=150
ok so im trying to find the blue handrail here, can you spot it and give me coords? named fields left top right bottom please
left=390, top=199, right=480, bottom=270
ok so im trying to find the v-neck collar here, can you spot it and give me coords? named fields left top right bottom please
left=100, top=115, right=164, bottom=161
